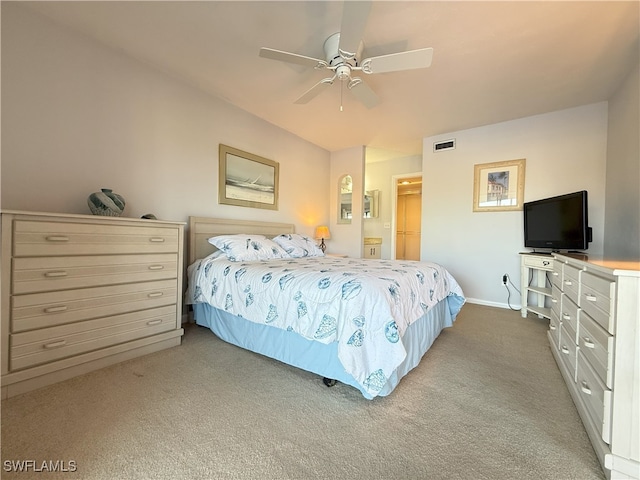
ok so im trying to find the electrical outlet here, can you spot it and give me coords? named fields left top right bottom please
left=502, top=274, right=508, bottom=285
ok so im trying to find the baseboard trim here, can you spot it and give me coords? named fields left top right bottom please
left=465, top=297, right=522, bottom=311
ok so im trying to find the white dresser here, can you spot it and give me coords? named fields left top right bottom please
left=550, top=253, right=639, bottom=479
left=1, top=210, right=185, bottom=398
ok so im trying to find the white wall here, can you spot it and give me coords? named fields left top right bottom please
left=329, top=146, right=365, bottom=258
left=604, top=62, right=640, bottom=260
left=1, top=4, right=330, bottom=237
left=364, top=154, right=422, bottom=259
left=422, top=103, right=608, bottom=308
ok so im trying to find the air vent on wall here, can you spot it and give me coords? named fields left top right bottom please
left=433, top=139, right=455, bottom=152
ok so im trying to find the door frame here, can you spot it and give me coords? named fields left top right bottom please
left=390, top=171, right=422, bottom=260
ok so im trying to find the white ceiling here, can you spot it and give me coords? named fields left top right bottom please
left=20, top=1, right=640, bottom=161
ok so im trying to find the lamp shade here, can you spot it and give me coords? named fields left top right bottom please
left=315, top=225, right=331, bottom=240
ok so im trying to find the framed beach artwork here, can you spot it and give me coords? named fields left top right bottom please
left=218, top=144, right=279, bottom=210
left=473, top=159, right=525, bottom=212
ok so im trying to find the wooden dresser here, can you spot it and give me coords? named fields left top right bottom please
left=550, top=253, right=639, bottom=479
left=1, top=210, right=185, bottom=398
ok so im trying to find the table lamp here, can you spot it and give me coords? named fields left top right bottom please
left=314, top=225, right=331, bottom=253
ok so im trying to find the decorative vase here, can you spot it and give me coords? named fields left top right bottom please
left=88, top=188, right=125, bottom=217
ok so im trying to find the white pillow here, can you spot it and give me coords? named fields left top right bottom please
left=272, top=233, right=324, bottom=258
left=208, top=235, right=288, bottom=262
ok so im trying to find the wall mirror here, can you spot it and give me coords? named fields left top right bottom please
left=364, top=190, right=379, bottom=218
left=338, top=174, right=352, bottom=224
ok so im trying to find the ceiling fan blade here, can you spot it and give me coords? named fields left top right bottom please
left=259, top=47, right=328, bottom=69
left=362, top=47, right=433, bottom=74
left=338, top=1, right=372, bottom=59
left=294, top=77, right=335, bottom=104
left=348, top=78, right=378, bottom=109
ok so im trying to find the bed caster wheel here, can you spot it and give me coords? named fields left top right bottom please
left=323, top=377, right=337, bottom=387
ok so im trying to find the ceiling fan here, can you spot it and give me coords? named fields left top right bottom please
left=258, top=1, right=433, bottom=110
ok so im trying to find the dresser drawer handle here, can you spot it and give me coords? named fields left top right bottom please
left=44, top=305, right=68, bottom=313
left=549, top=323, right=557, bottom=331
left=561, top=346, right=570, bottom=354
left=45, top=236, right=69, bottom=242
left=580, top=381, right=592, bottom=395
left=147, top=319, right=163, bottom=326
left=564, top=280, right=573, bottom=286
left=148, top=265, right=164, bottom=270
left=585, top=294, right=597, bottom=302
left=582, top=337, right=595, bottom=349
left=43, top=340, right=66, bottom=349
left=44, top=271, right=68, bottom=278
left=149, top=237, right=165, bottom=243
left=148, top=292, right=163, bottom=298
left=551, top=298, right=558, bottom=304
left=562, top=313, right=571, bottom=321
left=552, top=272, right=559, bottom=276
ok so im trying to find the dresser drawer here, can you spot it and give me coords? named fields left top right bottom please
left=13, top=253, right=178, bottom=294
left=559, top=295, right=579, bottom=342
left=549, top=310, right=561, bottom=348
left=579, top=312, right=614, bottom=388
left=577, top=351, right=612, bottom=445
left=551, top=262, right=563, bottom=288
left=11, top=279, right=178, bottom=332
left=581, top=271, right=616, bottom=334
left=559, top=324, right=578, bottom=383
left=9, top=305, right=176, bottom=370
left=12, top=220, right=179, bottom=257
left=522, top=254, right=554, bottom=270
left=550, top=284, right=562, bottom=318
left=562, top=263, right=581, bottom=305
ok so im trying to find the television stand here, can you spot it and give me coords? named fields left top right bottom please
left=520, top=252, right=554, bottom=319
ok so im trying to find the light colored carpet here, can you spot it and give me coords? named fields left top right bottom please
left=1, top=303, right=604, bottom=479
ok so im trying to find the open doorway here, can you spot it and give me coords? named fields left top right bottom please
left=391, top=173, right=422, bottom=260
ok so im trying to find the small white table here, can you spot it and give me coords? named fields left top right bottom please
left=520, top=252, right=554, bottom=318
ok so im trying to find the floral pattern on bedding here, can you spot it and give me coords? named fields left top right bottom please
left=186, top=256, right=464, bottom=398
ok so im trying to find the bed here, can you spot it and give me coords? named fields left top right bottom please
left=185, top=216, right=465, bottom=399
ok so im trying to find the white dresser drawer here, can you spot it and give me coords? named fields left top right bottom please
left=559, top=324, right=578, bottom=383
left=13, top=220, right=179, bottom=257
left=13, top=253, right=178, bottom=294
left=562, top=263, right=582, bottom=305
left=550, top=284, right=562, bottom=318
left=579, top=312, right=614, bottom=388
left=560, top=295, right=580, bottom=342
left=522, top=254, right=554, bottom=270
left=581, top=271, right=616, bottom=334
left=551, top=262, right=563, bottom=288
left=549, top=310, right=561, bottom=349
left=11, top=279, right=178, bottom=332
left=577, top=351, right=612, bottom=445
left=10, top=305, right=176, bottom=370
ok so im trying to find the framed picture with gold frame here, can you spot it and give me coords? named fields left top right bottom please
left=473, top=159, right=525, bottom=212
left=219, top=144, right=279, bottom=210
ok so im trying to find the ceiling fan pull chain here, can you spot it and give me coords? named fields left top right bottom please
left=340, top=81, right=344, bottom=112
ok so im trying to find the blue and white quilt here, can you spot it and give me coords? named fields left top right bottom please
left=186, top=255, right=465, bottom=398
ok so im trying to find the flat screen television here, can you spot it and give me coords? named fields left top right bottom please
left=523, top=190, right=592, bottom=251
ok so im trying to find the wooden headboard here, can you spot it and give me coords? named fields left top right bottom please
left=188, top=216, right=296, bottom=265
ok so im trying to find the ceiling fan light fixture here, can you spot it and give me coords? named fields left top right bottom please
left=336, top=65, right=351, bottom=81
left=259, top=1, right=433, bottom=109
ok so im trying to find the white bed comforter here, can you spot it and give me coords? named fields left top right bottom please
left=186, top=255, right=464, bottom=397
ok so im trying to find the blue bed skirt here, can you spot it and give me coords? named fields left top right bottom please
left=193, top=294, right=464, bottom=399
